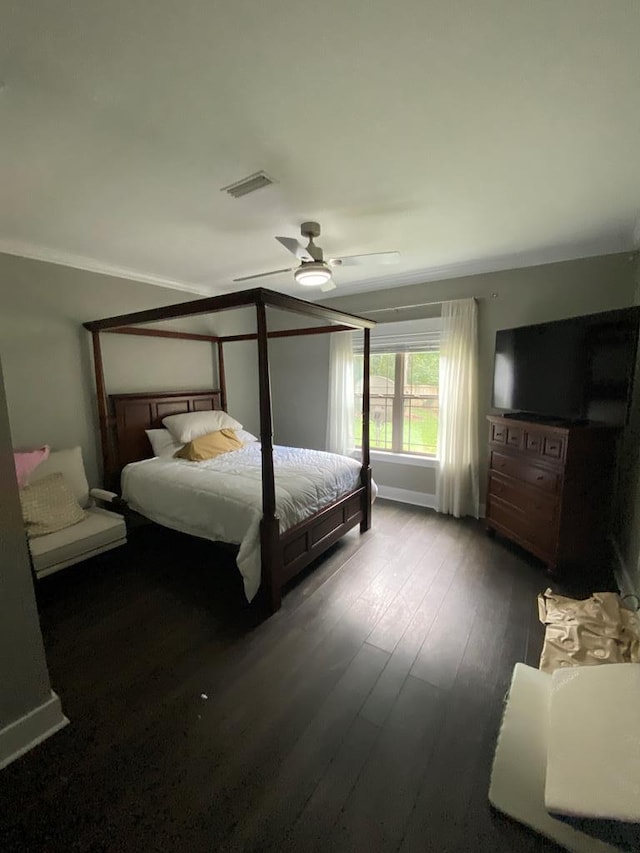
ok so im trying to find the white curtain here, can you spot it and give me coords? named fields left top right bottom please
left=326, top=331, right=355, bottom=456
left=436, top=298, right=480, bottom=518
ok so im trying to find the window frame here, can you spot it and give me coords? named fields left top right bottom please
left=365, top=449, right=439, bottom=468
left=355, top=349, right=439, bottom=460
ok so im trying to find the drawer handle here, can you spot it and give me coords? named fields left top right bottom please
left=536, top=474, right=544, bottom=481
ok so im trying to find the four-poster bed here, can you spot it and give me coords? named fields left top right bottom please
left=83, top=287, right=375, bottom=612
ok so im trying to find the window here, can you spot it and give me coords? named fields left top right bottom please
left=353, top=320, right=440, bottom=457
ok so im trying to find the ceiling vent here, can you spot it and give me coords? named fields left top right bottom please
left=221, top=171, right=275, bottom=199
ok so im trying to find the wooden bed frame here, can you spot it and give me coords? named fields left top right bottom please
left=84, top=287, right=375, bottom=612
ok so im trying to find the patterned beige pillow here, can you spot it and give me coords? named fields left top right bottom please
left=20, top=473, right=88, bottom=538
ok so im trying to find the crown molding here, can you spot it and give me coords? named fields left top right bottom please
left=316, top=236, right=635, bottom=299
left=1, top=234, right=635, bottom=303
left=0, top=239, right=211, bottom=296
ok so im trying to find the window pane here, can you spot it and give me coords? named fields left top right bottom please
left=402, top=397, right=438, bottom=454
left=402, top=352, right=439, bottom=454
left=354, top=351, right=438, bottom=456
left=403, top=351, right=439, bottom=393
left=355, top=353, right=396, bottom=451
left=354, top=393, right=394, bottom=450
left=370, top=352, right=395, bottom=450
left=370, top=353, right=396, bottom=394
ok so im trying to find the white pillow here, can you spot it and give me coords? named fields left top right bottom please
left=162, top=411, right=243, bottom=444
left=145, top=429, right=183, bottom=458
left=236, top=429, right=259, bottom=444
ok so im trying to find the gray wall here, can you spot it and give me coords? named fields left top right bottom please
left=212, top=307, right=328, bottom=442
left=268, top=253, right=638, bottom=501
left=371, top=458, right=436, bottom=495
left=0, top=313, right=100, bottom=483
left=614, top=260, right=640, bottom=593
left=214, top=307, right=260, bottom=435
left=0, top=356, right=53, bottom=730
left=270, top=332, right=330, bottom=450
left=268, top=310, right=329, bottom=450
left=0, top=253, right=216, bottom=486
left=100, top=334, right=215, bottom=395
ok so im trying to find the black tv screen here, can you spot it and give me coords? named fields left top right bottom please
left=492, top=307, right=640, bottom=425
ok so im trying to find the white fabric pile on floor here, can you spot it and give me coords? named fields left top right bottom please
left=537, top=589, right=640, bottom=674
left=489, top=662, right=640, bottom=852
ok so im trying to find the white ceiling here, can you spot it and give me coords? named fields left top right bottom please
left=2, top=0, right=640, bottom=298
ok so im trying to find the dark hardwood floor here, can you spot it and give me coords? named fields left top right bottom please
left=1, top=500, right=587, bottom=852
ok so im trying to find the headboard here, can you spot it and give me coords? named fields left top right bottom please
left=109, top=389, right=223, bottom=473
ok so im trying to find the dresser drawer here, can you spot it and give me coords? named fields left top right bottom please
left=489, top=451, right=561, bottom=493
left=490, top=422, right=523, bottom=448
left=523, top=431, right=543, bottom=456
left=542, top=434, right=566, bottom=461
left=490, top=422, right=507, bottom=445
left=488, top=474, right=559, bottom=524
left=521, top=430, right=566, bottom=459
left=505, top=425, right=523, bottom=449
left=487, top=496, right=558, bottom=554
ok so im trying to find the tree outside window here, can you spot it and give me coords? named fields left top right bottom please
left=354, top=351, right=439, bottom=456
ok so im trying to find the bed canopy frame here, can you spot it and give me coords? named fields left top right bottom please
left=84, top=287, right=375, bottom=612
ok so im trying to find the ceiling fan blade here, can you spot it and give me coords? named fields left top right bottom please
left=276, top=236, right=313, bottom=262
left=330, top=251, right=400, bottom=267
left=320, top=279, right=337, bottom=293
left=233, top=267, right=293, bottom=283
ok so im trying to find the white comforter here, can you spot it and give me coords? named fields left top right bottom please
left=122, top=444, right=372, bottom=601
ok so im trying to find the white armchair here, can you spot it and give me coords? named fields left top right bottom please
left=27, top=447, right=127, bottom=579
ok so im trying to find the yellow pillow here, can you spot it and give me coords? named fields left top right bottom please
left=174, top=428, right=243, bottom=461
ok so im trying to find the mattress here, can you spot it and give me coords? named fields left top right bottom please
left=122, top=443, right=373, bottom=601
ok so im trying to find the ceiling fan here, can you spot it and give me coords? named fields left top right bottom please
left=233, top=221, right=399, bottom=292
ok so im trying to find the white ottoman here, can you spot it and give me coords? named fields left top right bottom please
left=489, top=663, right=623, bottom=853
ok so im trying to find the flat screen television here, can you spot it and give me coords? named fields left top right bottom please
left=491, top=306, right=640, bottom=425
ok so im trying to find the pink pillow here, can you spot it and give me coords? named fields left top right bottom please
left=13, top=446, right=50, bottom=488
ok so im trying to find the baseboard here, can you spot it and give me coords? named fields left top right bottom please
left=376, top=485, right=437, bottom=509
left=610, top=536, right=639, bottom=599
left=0, top=691, right=69, bottom=770
left=376, top=487, right=486, bottom=517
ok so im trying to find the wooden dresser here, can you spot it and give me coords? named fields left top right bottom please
left=485, top=415, right=619, bottom=576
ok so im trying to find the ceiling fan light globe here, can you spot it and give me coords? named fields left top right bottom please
left=294, top=262, right=332, bottom=287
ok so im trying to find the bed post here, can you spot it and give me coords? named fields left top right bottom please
left=360, top=327, right=372, bottom=532
left=255, top=300, right=282, bottom=612
left=217, top=340, right=227, bottom=412
left=90, top=330, right=113, bottom=487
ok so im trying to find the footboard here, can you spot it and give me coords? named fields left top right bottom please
left=278, top=487, right=366, bottom=585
